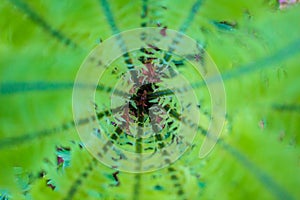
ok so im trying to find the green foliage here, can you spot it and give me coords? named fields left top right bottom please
left=0, top=0, right=299, bottom=199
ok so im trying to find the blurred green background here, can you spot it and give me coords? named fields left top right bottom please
left=0, top=0, right=299, bottom=199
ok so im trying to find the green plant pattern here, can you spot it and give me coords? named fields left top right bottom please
left=0, top=0, right=299, bottom=199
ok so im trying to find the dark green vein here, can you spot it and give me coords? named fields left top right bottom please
left=178, top=0, right=203, bottom=33
left=193, top=39, right=300, bottom=88
left=63, top=158, right=98, bottom=200
left=132, top=108, right=144, bottom=200
left=99, top=0, right=137, bottom=79
left=150, top=38, right=300, bottom=98
left=272, top=104, right=300, bottom=112
left=168, top=167, right=186, bottom=199
left=162, top=0, right=204, bottom=75
left=0, top=82, right=73, bottom=94
left=0, top=82, right=128, bottom=97
left=99, top=0, right=119, bottom=34
left=0, top=108, right=114, bottom=150
left=220, top=141, right=294, bottom=200
left=7, top=0, right=78, bottom=48
left=167, top=106, right=294, bottom=200
left=141, top=0, right=148, bottom=27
